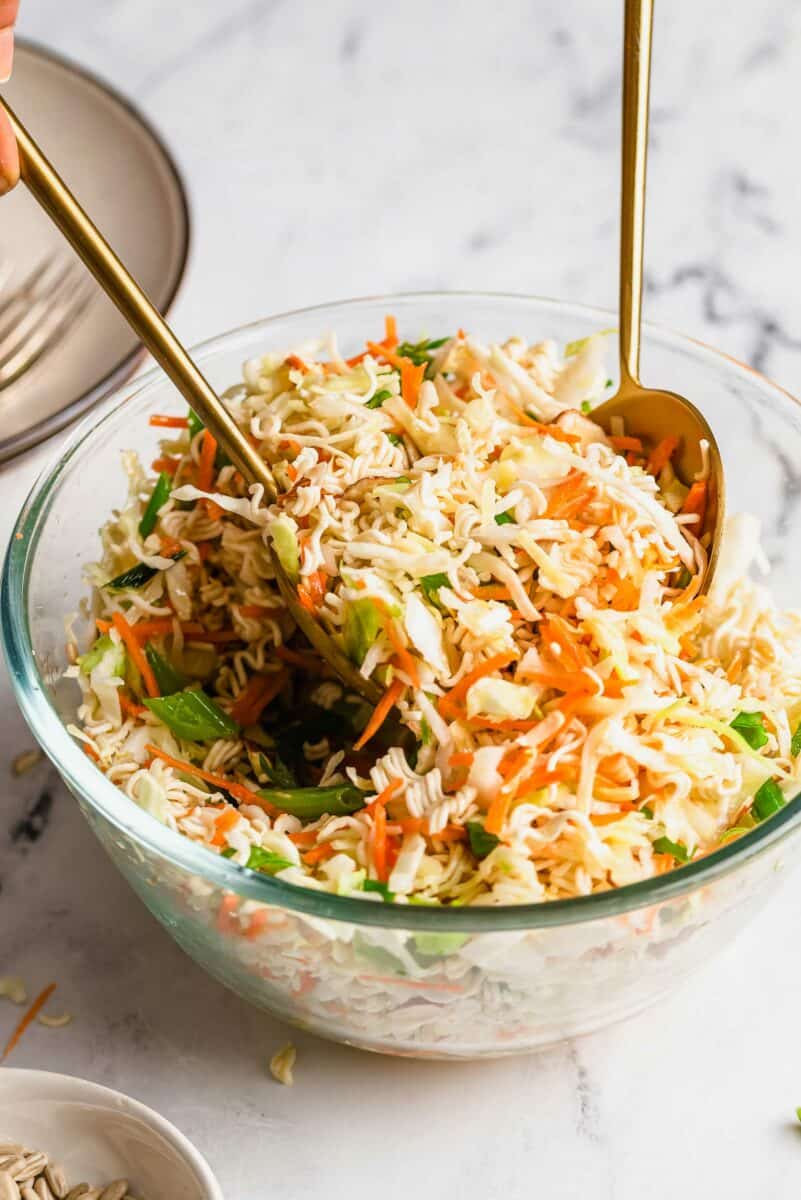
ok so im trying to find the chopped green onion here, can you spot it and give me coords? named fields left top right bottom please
left=467, top=820, right=500, bottom=859
left=144, top=689, right=239, bottom=741
left=244, top=846, right=294, bottom=875
left=420, top=716, right=433, bottom=746
left=795, top=1106, right=801, bottom=1125
left=674, top=566, right=693, bottom=590
left=363, top=879, right=395, bottom=902
left=138, top=472, right=172, bottom=539
left=420, top=572, right=450, bottom=607
left=256, top=784, right=366, bottom=821
left=730, top=710, right=768, bottom=750
left=719, top=825, right=752, bottom=845
left=640, top=805, right=654, bottom=819
left=258, top=752, right=297, bottom=789
left=396, top=336, right=449, bottom=367
left=343, top=597, right=383, bottom=665
left=187, top=408, right=230, bottom=466
left=494, top=511, right=516, bottom=525
left=78, top=634, right=120, bottom=676
left=366, top=388, right=392, bottom=410
left=580, top=400, right=593, bottom=414
left=104, top=550, right=185, bottom=592
left=791, top=722, right=801, bottom=757
left=652, top=835, right=691, bottom=863
left=187, top=408, right=204, bottom=439
left=386, top=432, right=403, bottom=447
left=605, top=378, right=614, bottom=388
left=751, top=778, right=786, bottom=822
left=144, top=644, right=187, bottom=694
left=412, top=931, right=469, bottom=957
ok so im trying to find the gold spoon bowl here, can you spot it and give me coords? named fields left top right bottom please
left=591, top=0, right=725, bottom=589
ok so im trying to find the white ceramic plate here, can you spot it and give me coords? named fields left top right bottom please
left=0, top=41, right=190, bottom=461
left=0, top=1069, right=223, bottom=1200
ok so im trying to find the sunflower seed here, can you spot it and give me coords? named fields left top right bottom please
left=12, top=748, right=43, bottom=776
left=0, top=1150, right=24, bottom=1159
left=0, top=1163, right=19, bottom=1174
left=64, top=1188, right=91, bottom=1200
left=97, top=1184, right=128, bottom=1200
left=0, top=978, right=28, bottom=1005
left=14, top=1157, right=48, bottom=1184
left=34, top=1181, right=54, bottom=1200
left=43, top=1169, right=66, bottom=1200
left=1, top=1164, right=25, bottom=1183
left=0, top=1170, right=20, bottom=1200
left=21, top=1187, right=38, bottom=1200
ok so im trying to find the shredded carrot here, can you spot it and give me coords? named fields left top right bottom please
left=159, top=535, right=183, bottom=558
left=431, top=824, right=468, bottom=843
left=297, top=569, right=328, bottom=614
left=229, top=670, right=286, bottom=727
left=196, top=429, right=217, bottom=494
left=211, top=805, right=241, bottom=846
left=83, top=744, right=100, bottom=762
left=238, top=604, right=271, bottom=619
left=303, top=842, right=335, bottom=866
left=467, top=717, right=544, bottom=731
left=285, top=353, right=309, bottom=372
left=119, top=692, right=146, bottom=718
left=245, top=909, right=271, bottom=939
left=149, top=414, right=189, bottom=428
left=437, top=651, right=518, bottom=719
left=508, top=404, right=580, bottom=443
left=205, top=500, right=225, bottom=521
left=345, top=349, right=369, bottom=367
left=383, top=314, right=398, bottom=349
left=448, top=751, right=475, bottom=768
left=365, top=777, right=403, bottom=814
left=372, top=803, right=388, bottom=881
left=726, top=651, right=744, bottom=683
left=540, top=616, right=588, bottom=671
left=95, top=618, right=112, bottom=633
left=646, top=435, right=678, bottom=476
left=145, top=743, right=278, bottom=814
left=497, top=745, right=529, bottom=781
left=589, top=811, right=628, bottom=826
left=2, top=982, right=57, bottom=1061
left=365, top=341, right=426, bottom=409
left=514, top=762, right=574, bottom=797
left=681, top=480, right=708, bottom=527
left=544, top=472, right=587, bottom=518
left=112, top=611, right=160, bottom=697
left=285, top=464, right=298, bottom=483
left=528, top=667, right=597, bottom=694
left=197, top=541, right=213, bottom=562
left=484, top=788, right=513, bottom=837
left=216, top=894, right=239, bottom=934
left=274, top=644, right=324, bottom=673
left=152, top=456, right=180, bottom=476
left=470, top=585, right=512, bottom=601
left=353, top=678, right=405, bottom=750
left=609, top=434, right=643, bottom=452
left=288, top=828, right=319, bottom=847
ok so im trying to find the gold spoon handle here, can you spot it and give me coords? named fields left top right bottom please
left=618, top=0, right=654, bottom=389
left=0, top=96, right=277, bottom=502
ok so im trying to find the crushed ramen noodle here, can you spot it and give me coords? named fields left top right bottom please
left=67, top=319, right=801, bottom=907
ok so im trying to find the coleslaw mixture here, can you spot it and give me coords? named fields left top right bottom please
left=67, top=318, right=801, bottom=906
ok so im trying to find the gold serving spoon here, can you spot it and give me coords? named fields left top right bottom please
left=0, top=97, right=382, bottom=703
left=590, top=0, right=725, bottom=588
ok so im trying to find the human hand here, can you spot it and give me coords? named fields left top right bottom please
left=0, top=0, right=20, bottom=195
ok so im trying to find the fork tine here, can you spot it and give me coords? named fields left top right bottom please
left=0, top=258, right=86, bottom=353
left=0, top=279, right=95, bottom=390
left=0, top=254, right=60, bottom=321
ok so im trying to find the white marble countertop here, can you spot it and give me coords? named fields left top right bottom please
left=4, top=1, right=801, bottom=1196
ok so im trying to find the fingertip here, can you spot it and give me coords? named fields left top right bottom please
left=0, top=27, right=12, bottom=83
left=0, top=107, right=19, bottom=195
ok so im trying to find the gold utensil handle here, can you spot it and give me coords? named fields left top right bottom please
left=618, top=0, right=654, bottom=388
left=0, top=96, right=277, bottom=501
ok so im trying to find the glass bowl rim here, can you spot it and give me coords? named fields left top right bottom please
left=4, top=289, right=801, bottom=933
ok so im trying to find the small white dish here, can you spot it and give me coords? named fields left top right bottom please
left=0, top=1069, right=223, bottom=1200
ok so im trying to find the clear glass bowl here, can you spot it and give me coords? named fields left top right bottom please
left=5, top=293, right=801, bottom=1059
